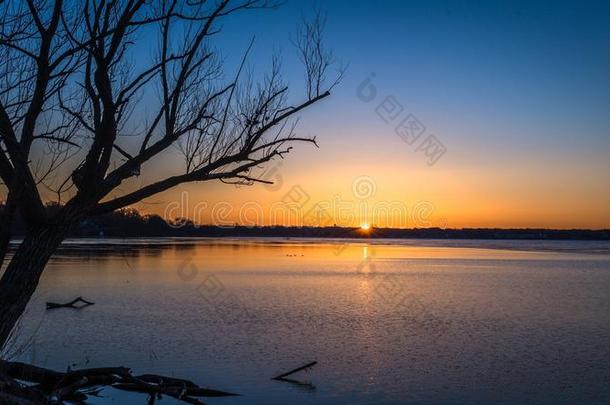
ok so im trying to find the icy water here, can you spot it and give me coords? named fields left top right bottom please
left=6, top=238, right=610, bottom=404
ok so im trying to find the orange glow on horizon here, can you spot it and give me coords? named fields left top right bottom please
left=99, top=134, right=610, bottom=230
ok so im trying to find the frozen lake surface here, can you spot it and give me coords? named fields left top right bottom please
left=7, top=238, right=610, bottom=404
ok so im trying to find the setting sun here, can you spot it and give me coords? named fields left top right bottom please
left=360, top=223, right=371, bottom=231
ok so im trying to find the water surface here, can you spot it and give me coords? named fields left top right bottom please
left=7, top=238, right=610, bottom=404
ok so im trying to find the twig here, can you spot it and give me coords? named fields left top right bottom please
left=46, top=297, right=95, bottom=310
left=272, top=361, right=317, bottom=380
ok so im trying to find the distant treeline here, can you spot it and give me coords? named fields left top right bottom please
left=2, top=203, right=609, bottom=240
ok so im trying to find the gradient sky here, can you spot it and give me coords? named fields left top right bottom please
left=115, top=0, right=610, bottom=229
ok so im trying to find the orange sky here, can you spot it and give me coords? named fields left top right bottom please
left=121, top=120, right=610, bottom=229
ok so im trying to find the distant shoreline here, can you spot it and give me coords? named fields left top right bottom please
left=141, top=226, right=610, bottom=240
left=6, top=206, right=609, bottom=241
left=13, top=226, right=610, bottom=241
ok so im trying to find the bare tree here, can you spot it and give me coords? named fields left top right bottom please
left=0, top=0, right=340, bottom=348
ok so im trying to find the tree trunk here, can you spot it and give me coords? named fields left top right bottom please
left=0, top=191, right=17, bottom=268
left=0, top=223, right=70, bottom=349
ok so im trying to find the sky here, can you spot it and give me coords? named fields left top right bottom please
left=116, top=0, right=610, bottom=229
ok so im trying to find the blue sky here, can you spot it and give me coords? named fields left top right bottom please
left=134, top=0, right=610, bottom=228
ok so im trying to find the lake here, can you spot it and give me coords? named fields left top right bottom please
left=6, top=238, right=610, bottom=404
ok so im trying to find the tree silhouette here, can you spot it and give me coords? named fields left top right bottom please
left=0, top=0, right=339, bottom=347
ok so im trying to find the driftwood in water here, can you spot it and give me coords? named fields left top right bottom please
left=272, top=361, right=318, bottom=390
left=0, top=359, right=238, bottom=404
left=0, top=370, right=47, bottom=404
left=272, top=361, right=317, bottom=380
left=46, top=297, right=95, bottom=310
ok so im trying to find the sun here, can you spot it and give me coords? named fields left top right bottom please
left=360, top=223, right=371, bottom=231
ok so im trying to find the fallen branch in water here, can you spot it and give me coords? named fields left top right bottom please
left=272, top=361, right=317, bottom=380
left=46, top=297, right=95, bottom=310
left=0, top=370, right=47, bottom=404
left=0, top=359, right=239, bottom=404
